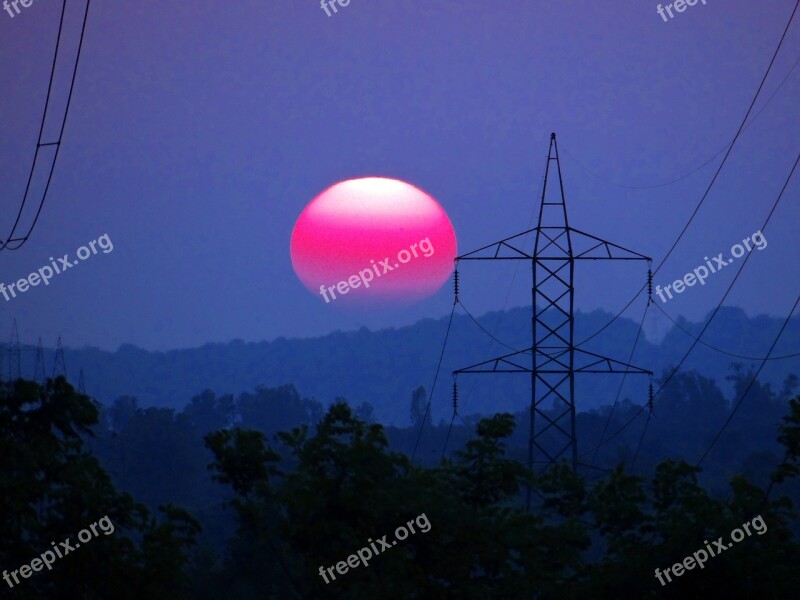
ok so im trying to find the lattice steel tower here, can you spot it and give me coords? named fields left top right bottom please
left=8, top=319, right=21, bottom=381
left=453, top=133, right=652, bottom=508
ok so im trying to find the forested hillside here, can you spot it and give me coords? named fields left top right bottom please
left=35, top=306, right=800, bottom=425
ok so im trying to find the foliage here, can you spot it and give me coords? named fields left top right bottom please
left=5, top=375, right=800, bottom=597
left=0, top=378, right=199, bottom=599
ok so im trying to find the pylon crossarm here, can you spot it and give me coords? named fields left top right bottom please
left=454, top=228, right=650, bottom=262
left=456, top=227, right=539, bottom=260
left=453, top=346, right=534, bottom=374
left=567, top=227, right=651, bottom=261
left=574, top=348, right=652, bottom=374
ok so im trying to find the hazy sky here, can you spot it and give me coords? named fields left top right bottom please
left=1, top=0, right=798, bottom=351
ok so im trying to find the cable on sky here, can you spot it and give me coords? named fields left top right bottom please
left=1, top=0, right=91, bottom=252
left=574, top=0, right=800, bottom=345
left=584, top=148, right=800, bottom=459
left=560, top=51, right=800, bottom=191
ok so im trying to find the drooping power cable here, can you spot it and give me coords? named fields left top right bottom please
left=2, top=0, right=91, bottom=251
left=574, top=0, right=800, bottom=345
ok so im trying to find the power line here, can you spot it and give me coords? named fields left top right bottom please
left=451, top=186, right=542, bottom=433
left=619, top=0, right=797, bottom=278
left=585, top=149, right=800, bottom=460
left=411, top=296, right=457, bottom=462
left=579, top=402, right=647, bottom=460
left=559, top=52, right=800, bottom=191
left=457, top=300, right=523, bottom=353
left=652, top=150, right=799, bottom=399
left=573, top=0, right=800, bottom=346
left=589, top=301, right=651, bottom=467
left=652, top=300, right=800, bottom=361
left=440, top=377, right=459, bottom=461
left=440, top=413, right=457, bottom=462
left=577, top=283, right=647, bottom=347
left=1, top=0, right=91, bottom=251
left=696, top=294, right=800, bottom=466
left=631, top=410, right=652, bottom=469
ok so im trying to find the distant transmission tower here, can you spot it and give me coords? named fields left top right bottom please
left=8, top=319, right=21, bottom=381
left=53, top=336, right=67, bottom=379
left=453, top=133, right=652, bottom=508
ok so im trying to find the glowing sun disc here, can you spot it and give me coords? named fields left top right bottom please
left=291, top=177, right=457, bottom=305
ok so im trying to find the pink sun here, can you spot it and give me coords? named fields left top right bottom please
left=290, top=177, right=457, bottom=305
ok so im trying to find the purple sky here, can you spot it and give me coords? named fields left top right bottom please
left=1, top=0, right=798, bottom=351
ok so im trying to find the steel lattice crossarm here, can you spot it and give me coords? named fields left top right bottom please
left=456, top=226, right=650, bottom=262
left=454, top=347, right=653, bottom=376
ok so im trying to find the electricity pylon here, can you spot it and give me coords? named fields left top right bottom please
left=53, top=336, right=67, bottom=378
left=453, top=133, right=652, bottom=509
left=8, top=319, right=21, bottom=381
